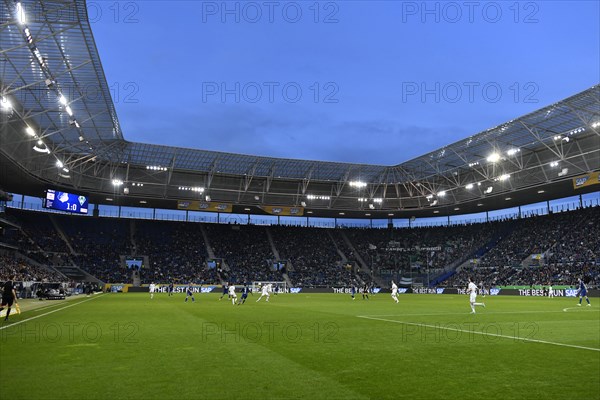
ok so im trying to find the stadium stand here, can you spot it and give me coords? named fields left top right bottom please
left=1, top=205, right=598, bottom=289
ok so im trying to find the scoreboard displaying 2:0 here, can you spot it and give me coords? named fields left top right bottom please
left=44, top=189, right=89, bottom=215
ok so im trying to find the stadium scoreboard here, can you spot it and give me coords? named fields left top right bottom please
left=44, top=189, right=89, bottom=215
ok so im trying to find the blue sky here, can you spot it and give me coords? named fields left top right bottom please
left=91, top=1, right=600, bottom=166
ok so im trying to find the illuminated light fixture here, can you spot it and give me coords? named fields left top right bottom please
left=65, top=106, right=73, bottom=116
left=498, top=174, right=511, bottom=181
left=25, top=126, right=36, bottom=137
left=468, top=162, right=479, bottom=167
left=454, top=207, right=460, bottom=211
left=16, top=2, right=26, bottom=24
left=146, top=165, right=168, bottom=171
left=477, top=182, right=482, bottom=186
left=358, top=198, right=367, bottom=202
left=300, top=201, right=307, bottom=207
left=112, top=179, right=124, bottom=186
left=433, top=210, right=439, bottom=214
left=486, top=153, right=501, bottom=163
left=205, top=195, right=211, bottom=202
left=33, top=140, right=50, bottom=153
left=62, top=167, right=69, bottom=173
left=244, top=207, right=251, bottom=211
left=349, top=181, right=367, bottom=188
left=558, top=168, right=569, bottom=177
left=562, top=136, right=570, bottom=143
left=465, top=183, right=474, bottom=190
left=484, top=186, right=493, bottom=194
left=1, top=96, right=12, bottom=111
left=58, top=172, right=70, bottom=179
left=591, top=121, right=600, bottom=128
left=550, top=161, right=559, bottom=167
left=426, top=194, right=434, bottom=201
left=74, top=121, right=80, bottom=128
left=24, top=28, right=33, bottom=44
left=437, top=190, right=446, bottom=197
left=58, top=95, right=68, bottom=105
left=372, top=198, right=383, bottom=203
left=477, top=203, right=484, bottom=206
left=56, top=160, right=64, bottom=168
left=307, top=194, right=330, bottom=200
left=387, top=213, right=394, bottom=216
left=368, top=204, right=375, bottom=209
left=365, top=213, right=371, bottom=216
left=505, top=197, right=512, bottom=201
left=553, top=135, right=561, bottom=141
left=506, top=148, right=520, bottom=156
left=106, top=198, right=113, bottom=201
left=339, top=212, right=345, bottom=215
left=140, top=201, right=147, bottom=204
left=178, top=186, right=204, bottom=193
left=306, top=211, right=313, bottom=214
left=33, top=48, right=44, bottom=66
left=537, top=190, right=545, bottom=194
left=430, top=200, right=438, bottom=206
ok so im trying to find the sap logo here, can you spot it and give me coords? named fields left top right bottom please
left=272, top=208, right=283, bottom=214
left=179, top=201, right=190, bottom=208
left=290, top=288, right=302, bottom=293
left=398, top=288, right=408, bottom=294
left=201, top=286, right=216, bottom=293
left=372, top=288, right=381, bottom=294
left=199, top=203, right=210, bottom=209
left=490, top=288, right=501, bottom=296
left=436, top=288, right=445, bottom=294
left=290, top=208, right=300, bottom=215
left=565, top=289, right=578, bottom=297
left=216, top=204, right=228, bottom=211
left=575, top=176, right=590, bottom=187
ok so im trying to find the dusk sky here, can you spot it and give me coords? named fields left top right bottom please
left=91, top=1, right=599, bottom=166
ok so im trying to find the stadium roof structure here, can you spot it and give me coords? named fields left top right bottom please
left=1, top=0, right=599, bottom=219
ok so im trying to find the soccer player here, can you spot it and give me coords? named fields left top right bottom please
left=350, top=285, right=356, bottom=300
left=219, top=283, right=228, bottom=301
left=467, top=277, right=485, bottom=314
left=576, top=278, right=591, bottom=306
left=184, top=283, right=195, bottom=303
left=391, top=281, right=399, bottom=304
left=548, top=283, right=554, bottom=298
left=0, top=276, right=19, bottom=322
left=149, top=282, right=156, bottom=299
left=362, top=283, right=370, bottom=300
left=228, top=284, right=237, bottom=305
left=238, top=284, right=251, bottom=305
left=256, top=283, right=271, bottom=302
left=168, top=282, right=174, bottom=297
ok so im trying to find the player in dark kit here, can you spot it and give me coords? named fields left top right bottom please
left=238, top=284, right=251, bottom=305
left=168, top=282, right=174, bottom=297
left=577, top=278, right=591, bottom=306
left=362, top=283, right=370, bottom=300
left=184, top=283, right=195, bottom=302
left=0, top=276, right=19, bottom=321
left=219, top=283, right=228, bottom=300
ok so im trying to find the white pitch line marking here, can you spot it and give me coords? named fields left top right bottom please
left=0, top=294, right=106, bottom=331
left=356, top=315, right=600, bottom=352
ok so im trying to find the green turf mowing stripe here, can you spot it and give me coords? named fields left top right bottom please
left=356, top=315, right=600, bottom=352
left=0, top=294, right=106, bottom=331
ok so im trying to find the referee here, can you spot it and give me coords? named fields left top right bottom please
left=0, top=275, right=19, bottom=322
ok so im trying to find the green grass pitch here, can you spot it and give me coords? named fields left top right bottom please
left=1, top=292, right=598, bottom=399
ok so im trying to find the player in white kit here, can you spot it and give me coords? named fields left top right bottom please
left=149, top=283, right=156, bottom=299
left=467, top=278, right=485, bottom=314
left=256, top=284, right=271, bottom=302
left=228, top=284, right=237, bottom=305
left=391, top=281, right=399, bottom=303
